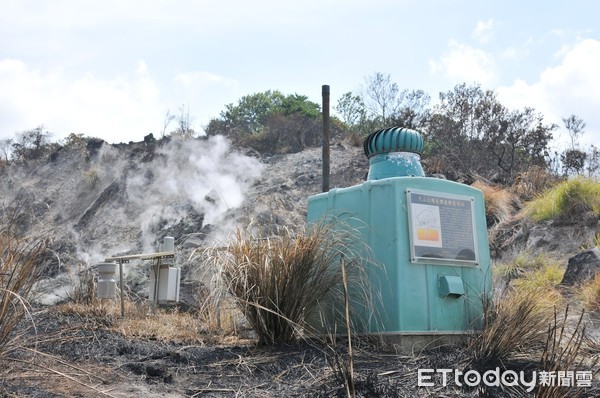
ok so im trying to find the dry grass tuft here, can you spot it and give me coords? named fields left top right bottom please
left=208, top=221, right=372, bottom=345
left=0, top=206, right=49, bottom=360
left=56, top=300, right=124, bottom=325
left=346, top=131, right=364, bottom=147
left=472, top=180, right=516, bottom=226
left=537, top=307, right=598, bottom=398
left=467, top=290, right=556, bottom=370
left=67, top=262, right=97, bottom=305
left=466, top=289, right=598, bottom=397
left=512, top=165, right=560, bottom=201
left=578, top=274, right=600, bottom=314
left=83, top=167, right=101, bottom=188
left=115, top=307, right=205, bottom=343
left=57, top=300, right=206, bottom=344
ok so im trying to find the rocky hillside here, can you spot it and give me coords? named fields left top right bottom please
left=2, top=134, right=600, bottom=397
left=2, top=134, right=599, bottom=308
left=0, top=136, right=369, bottom=304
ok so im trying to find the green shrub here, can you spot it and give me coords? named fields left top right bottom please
left=63, top=133, right=88, bottom=149
left=523, top=177, right=600, bottom=223
left=495, top=253, right=565, bottom=309
left=512, top=262, right=564, bottom=292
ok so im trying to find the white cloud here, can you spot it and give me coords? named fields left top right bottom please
left=0, top=0, right=346, bottom=36
left=0, top=59, right=164, bottom=142
left=473, top=19, right=494, bottom=44
left=175, top=71, right=238, bottom=88
left=429, top=40, right=497, bottom=86
left=497, top=39, right=600, bottom=147
left=500, top=37, right=533, bottom=61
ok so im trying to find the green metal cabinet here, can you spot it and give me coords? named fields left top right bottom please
left=307, top=127, right=492, bottom=335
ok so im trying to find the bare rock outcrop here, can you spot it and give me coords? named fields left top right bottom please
left=560, top=247, right=600, bottom=286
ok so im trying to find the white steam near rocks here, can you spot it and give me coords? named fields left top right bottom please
left=124, top=135, right=263, bottom=251
left=26, top=134, right=263, bottom=268
left=29, top=135, right=262, bottom=304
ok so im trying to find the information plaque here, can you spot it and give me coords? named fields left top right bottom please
left=407, top=189, right=478, bottom=266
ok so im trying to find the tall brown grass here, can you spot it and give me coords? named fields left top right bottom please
left=472, top=180, right=516, bottom=226
left=467, top=290, right=555, bottom=370
left=208, top=221, right=372, bottom=345
left=512, top=165, right=559, bottom=201
left=537, top=307, right=598, bottom=398
left=467, top=290, right=597, bottom=397
left=579, top=273, right=600, bottom=314
left=0, top=206, right=49, bottom=359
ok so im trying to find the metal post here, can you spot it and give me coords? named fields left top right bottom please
left=322, top=85, right=330, bottom=192
left=153, top=258, right=161, bottom=314
left=119, top=259, right=124, bottom=317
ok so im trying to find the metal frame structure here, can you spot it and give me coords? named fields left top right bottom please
left=104, top=251, right=175, bottom=317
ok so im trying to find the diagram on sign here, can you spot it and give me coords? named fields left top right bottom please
left=412, top=203, right=443, bottom=248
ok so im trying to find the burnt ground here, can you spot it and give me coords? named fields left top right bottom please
left=2, top=307, right=599, bottom=398
left=2, top=139, right=600, bottom=397
left=0, top=307, right=453, bottom=398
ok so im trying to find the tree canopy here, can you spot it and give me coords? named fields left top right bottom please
left=201, top=76, right=599, bottom=183
left=205, top=90, right=323, bottom=154
left=3, top=72, right=598, bottom=184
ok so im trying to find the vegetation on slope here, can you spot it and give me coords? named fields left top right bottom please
left=524, top=177, right=600, bottom=223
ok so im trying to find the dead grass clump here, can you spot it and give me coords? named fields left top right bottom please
left=512, top=165, right=560, bottom=201
left=57, top=300, right=206, bottom=343
left=467, top=290, right=555, bottom=370
left=83, top=167, right=101, bottom=188
left=578, top=274, right=600, bottom=314
left=0, top=207, right=49, bottom=360
left=66, top=263, right=97, bottom=305
left=472, top=180, right=516, bottom=226
left=537, top=307, right=599, bottom=398
left=211, top=221, right=370, bottom=345
left=56, top=301, right=119, bottom=325
left=114, top=306, right=205, bottom=343
left=346, top=131, right=364, bottom=147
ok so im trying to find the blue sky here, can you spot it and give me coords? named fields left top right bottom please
left=1, top=0, right=599, bottom=148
